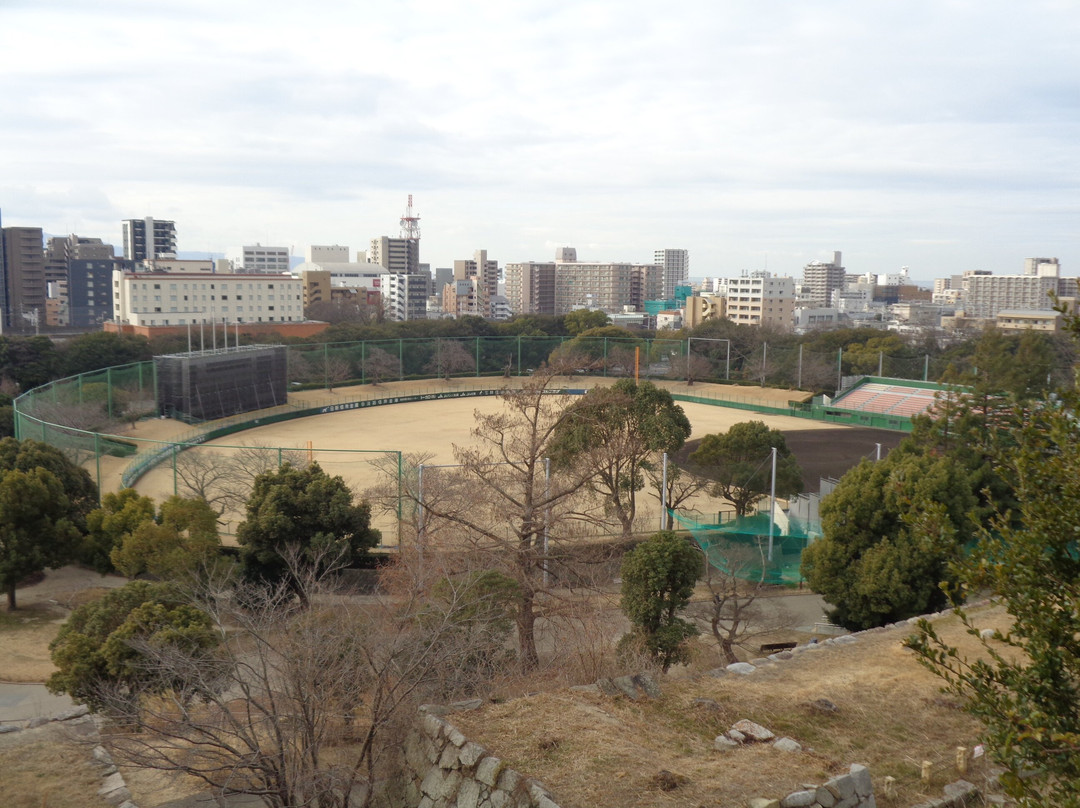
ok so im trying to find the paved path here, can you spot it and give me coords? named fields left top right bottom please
left=0, top=681, right=75, bottom=723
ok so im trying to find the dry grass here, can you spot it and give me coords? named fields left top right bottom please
left=450, top=603, right=1013, bottom=808
left=0, top=729, right=112, bottom=808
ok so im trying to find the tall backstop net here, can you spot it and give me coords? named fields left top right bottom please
left=156, top=345, right=288, bottom=422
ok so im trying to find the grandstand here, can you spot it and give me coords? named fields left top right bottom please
left=828, top=377, right=948, bottom=419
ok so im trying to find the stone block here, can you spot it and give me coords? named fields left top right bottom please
left=0, top=724, right=20, bottom=734
left=459, top=741, right=486, bottom=768
left=731, top=719, right=775, bottom=742
left=943, top=779, right=977, bottom=801
left=496, top=768, right=522, bottom=793
left=489, top=790, right=513, bottom=808
left=457, top=779, right=482, bottom=807
left=421, top=767, right=446, bottom=797
left=117, top=802, right=138, bottom=808
left=834, top=635, right=857, bottom=645
left=476, top=756, right=504, bottom=787
left=423, top=712, right=448, bottom=738
left=434, top=771, right=463, bottom=801
left=27, top=716, right=51, bottom=728
left=441, top=743, right=463, bottom=769
left=569, top=684, right=600, bottom=694
left=726, top=729, right=747, bottom=743
left=848, top=764, right=872, bottom=797
left=537, top=797, right=561, bottom=808
left=56, top=705, right=90, bottom=721
left=705, top=667, right=728, bottom=677
left=93, top=745, right=115, bottom=766
left=773, top=737, right=803, bottom=753
left=750, top=658, right=771, bottom=666
left=612, top=675, right=640, bottom=700
left=815, top=785, right=838, bottom=807
left=727, top=662, right=757, bottom=675
left=780, top=790, right=816, bottom=808
left=714, top=735, right=739, bottom=751
left=824, top=774, right=855, bottom=801
left=769, top=651, right=794, bottom=661
left=448, top=727, right=467, bottom=747
left=596, top=678, right=621, bottom=697
left=527, top=779, right=553, bottom=804
left=633, top=672, right=662, bottom=698
left=421, top=703, right=451, bottom=717
left=451, top=698, right=484, bottom=712
left=747, top=799, right=780, bottom=808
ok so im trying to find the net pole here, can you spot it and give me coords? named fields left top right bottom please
left=660, top=451, right=668, bottom=531
left=768, top=447, right=777, bottom=562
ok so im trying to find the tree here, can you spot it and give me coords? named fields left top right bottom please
left=0, top=437, right=98, bottom=523
left=688, top=421, right=803, bottom=517
left=46, top=580, right=218, bottom=714
left=236, top=462, right=380, bottom=603
left=394, top=366, right=598, bottom=671
left=548, top=380, right=691, bottom=537
left=88, top=563, right=513, bottom=808
left=363, top=346, right=400, bottom=385
left=906, top=403, right=1080, bottom=807
left=110, top=496, right=222, bottom=580
left=619, top=531, right=702, bottom=672
left=425, top=339, right=475, bottom=381
left=82, top=488, right=156, bottom=573
left=800, top=451, right=976, bottom=630
left=563, top=309, right=609, bottom=336
left=697, top=539, right=793, bottom=664
left=0, top=467, right=82, bottom=609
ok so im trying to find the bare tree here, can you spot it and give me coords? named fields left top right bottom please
left=96, top=556, right=514, bottom=808
left=425, top=339, right=475, bottom=381
left=175, top=443, right=308, bottom=518
left=391, top=367, right=600, bottom=671
left=362, top=347, right=399, bottom=385
left=645, top=460, right=711, bottom=519
left=324, top=356, right=353, bottom=391
left=668, top=353, right=714, bottom=385
left=694, top=539, right=792, bottom=664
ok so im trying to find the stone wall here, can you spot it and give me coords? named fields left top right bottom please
left=395, top=707, right=563, bottom=808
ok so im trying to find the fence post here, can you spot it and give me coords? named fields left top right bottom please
left=398, top=339, right=404, bottom=381
left=323, top=343, right=329, bottom=390
left=924, top=353, right=930, bottom=381
left=603, top=338, right=608, bottom=376
left=797, top=344, right=803, bottom=389
left=475, top=337, right=480, bottom=377
left=106, top=367, right=113, bottom=418
left=836, top=348, right=843, bottom=394
left=95, top=433, right=102, bottom=504
left=878, top=351, right=883, bottom=377
left=956, top=746, right=968, bottom=775
left=517, top=335, right=522, bottom=376
left=360, top=341, right=366, bottom=385
left=921, top=760, right=932, bottom=784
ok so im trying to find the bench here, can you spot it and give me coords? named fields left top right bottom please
left=759, top=642, right=797, bottom=654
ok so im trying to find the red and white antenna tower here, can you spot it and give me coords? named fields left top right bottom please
left=399, top=194, right=421, bottom=242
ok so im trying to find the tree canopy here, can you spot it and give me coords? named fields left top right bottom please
left=47, top=580, right=218, bottom=713
left=0, top=437, right=98, bottom=523
left=907, top=401, right=1080, bottom=806
left=0, top=467, right=82, bottom=610
left=548, top=380, right=691, bottom=536
left=620, top=531, right=702, bottom=671
left=236, top=463, right=380, bottom=600
left=688, top=421, right=803, bottom=517
left=801, top=451, right=977, bottom=630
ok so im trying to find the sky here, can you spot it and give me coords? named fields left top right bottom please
left=2, top=0, right=1079, bottom=286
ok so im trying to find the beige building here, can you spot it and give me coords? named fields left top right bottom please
left=452, top=250, right=499, bottom=317
left=505, top=261, right=556, bottom=315
left=725, top=272, right=795, bottom=329
left=113, top=270, right=303, bottom=327
left=684, top=295, right=726, bottom=329
left=996, top=310, right=1063, bottom=332
left=370, top=237, right=420, bottom=275
left=553, top=257, right=662, bottom=315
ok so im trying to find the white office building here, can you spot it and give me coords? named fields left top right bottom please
left=654, top=248, right=689, bottom=298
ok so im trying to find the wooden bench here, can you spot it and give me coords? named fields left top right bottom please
left=759, top=642, right=797, bottom=654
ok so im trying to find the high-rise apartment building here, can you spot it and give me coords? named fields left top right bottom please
left=962, top=260, right=1073, bottom=320
left=385, top=272, right=429, bottom=321
left=122, top=217, right=177, bottom=260
left=0, top=224, right=46, bottom=332
left=505, top=261, right=556, bottom=315
left=370, top=237, right=420, bottom=275
left=725, top=272, right=795, bottom=329
left=452, top=250, right=499, bottom=318
left=802, top=251, right=845, bottom=308
left=654, top=249, right=689, bottom=298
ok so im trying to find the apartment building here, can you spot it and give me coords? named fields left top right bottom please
left=654, top=248, right=689, bottom=299
left=385, top=272, right=430, bottom=321
left=113, top=269, right=303, bottom=327
left=724, top=272, right=795, bottom=329
left=0, top=225, right=46, bottom=332
left=369, top=236, right=420, bottom=275
left=802, top=251, right=845, bottom=308
left=505, top=261, right=556, bottom=315
left=452, top=250, right=499, bottom=318
left=122, top=217, right=177, bottom=260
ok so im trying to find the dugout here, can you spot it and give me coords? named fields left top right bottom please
left=156, top=345, right=288, bottom=422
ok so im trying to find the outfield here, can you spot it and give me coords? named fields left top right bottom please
left=123, top=377, right=861, bottom=543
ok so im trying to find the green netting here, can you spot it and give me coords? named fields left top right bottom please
left=671, top=510, right=820, bottom=586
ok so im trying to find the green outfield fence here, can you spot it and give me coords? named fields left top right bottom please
left=13, top=336, right=939, bottom=540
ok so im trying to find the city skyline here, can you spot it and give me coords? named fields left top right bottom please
left=2, top=1, right=1078, bottom=285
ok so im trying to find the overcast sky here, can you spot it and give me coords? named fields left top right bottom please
left=2, top=0, right=1078, bottom=284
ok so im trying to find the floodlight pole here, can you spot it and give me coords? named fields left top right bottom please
left=767, top=446, right=777, bottom=562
